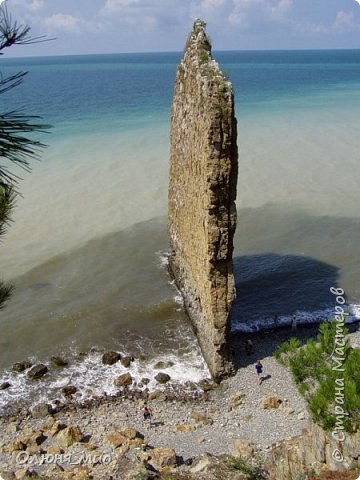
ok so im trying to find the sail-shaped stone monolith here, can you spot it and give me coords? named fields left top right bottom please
left=168, top=20, right=238, bottom=382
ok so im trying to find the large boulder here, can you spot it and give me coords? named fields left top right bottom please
left=262, top=395, right=283, bottom=409
left=55, top=426, right=82, bottom=448
left=190, top=411, right=214, bottom=425
left=47, top=420, right=66, bottom=438
left=27, top=365, right=48, bottom=380
left=114, top=373, right=133, bottom=388
left=153, top=361, right=174, bottom=369
left=117, top=427, right=144, bottom=440
left=62, top=385, right=77, bottom=397
left=14, top=469, right=43, bottom=479
left=148, top=391, right=161, bottom=400
left=60, top=466, right=90, bottom=480
left=199, top=379, right=216, bottom=391
left=232, top=438, right=254, bottom=459
left=154, top=372, right=171, bottom=384
left=31, top=403, right=51, bottom=419
left=102, top=351, right=121, bottom=365
left=120, top=356, right=133, bottom=368
left=190, top=453, right=214, bottom=473
left=0, top=381, right=11, bottom=390
left=50, top=356, right=68, bottom=367
left=13, top=361, right=32, bottom=373
left=229, top=392, right=245, bottom=410
left=0, top=471, right=16, bottom=479
left=149, top=448, right=176, bottom=469
left=107, top=432, right=128, bottom=448
left=107, top=428, right=144, bottom=449
left=175, top=424, right=197, bottom=432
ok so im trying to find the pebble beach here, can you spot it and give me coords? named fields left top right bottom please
left=2, top=325, right=360, bottom=479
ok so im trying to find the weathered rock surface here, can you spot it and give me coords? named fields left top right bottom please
left=114, top=372, right=133, bottom=387
left=13, top=361, right=32, bottom=373
left=262, top=395, right=283, bottom=409
left=191, top=411, right=214, bottom=426
left=228, top=391, right=245, bottom=410
left=27, top=364, right=48, bottom=380
left=50, top=356, right=68, bottom=367
left=31, top=403, right=51, bottom=419
left=232, top=438, right=254, bottom=459
left=0, top=382, right=11, bottom=390
left=168, top=19, right=238, bottom=382
left=120, top=355, right=133, bottom=368
left=55, top=425, right=82, bottom=448
left=149, top=447, right=177, bottom=469
left=102, top=351, right=121, bottom=365
left=62, top=385, right=77, bottom=397
left=154, top=372, right=171, bottom=384
left=153, top=361, right=174, bottom=370
left=266, top=421, right=360, bottom=479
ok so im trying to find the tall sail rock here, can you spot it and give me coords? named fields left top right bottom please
left=168, top=20, right=238, bottom=381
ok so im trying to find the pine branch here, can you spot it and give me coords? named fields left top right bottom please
left=0, top=282, right=13, bottom=309
left=0, top=181, right=15, bottom=236
left=0, top=71, right=27, bottom=95
left=0, top=5, right=48, bottom=52
left=0, top=4, right=52, bottom=311
left=0, top=111, right=50, bottom=184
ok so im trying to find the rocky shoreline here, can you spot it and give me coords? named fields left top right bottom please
left=1, top=325, right=360, bottom=479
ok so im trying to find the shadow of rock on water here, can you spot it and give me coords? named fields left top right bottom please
left=229, top=252, right=341, bottom=369
left=231, top=252, right=340, bottom=327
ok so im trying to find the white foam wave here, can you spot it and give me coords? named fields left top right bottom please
left=231, top=304, right=360, bottom=332
left=0, top=339, right=210, bottom=416
left=156, top=250, right=171, bottom=269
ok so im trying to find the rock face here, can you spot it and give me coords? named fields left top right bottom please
left=266, top=421, right=360, bottom=479
left=168, top=19, right=238, bottom=381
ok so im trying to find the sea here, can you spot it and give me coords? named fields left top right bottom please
left=0, top=50, right=359, bottom=414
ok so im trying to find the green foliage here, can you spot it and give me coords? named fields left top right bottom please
left=275, top=321, right=359, bottom=433
left=0, top=184, right=14, bottom=309
left=298, top=382, right=310, bottom=396
left=274, top=337, right=301, bottom=362
left=318, top=320, right=349, bottom=355
left=228, top=455, right=266, bottom=480
left=199, top=50, right=209, bottom=64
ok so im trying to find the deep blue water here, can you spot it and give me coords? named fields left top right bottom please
left=1, top=50, right=360, bottom=138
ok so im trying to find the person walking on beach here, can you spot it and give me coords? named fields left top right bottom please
left=273, top=314, right=278, bottom=331
left=245, top=338, right=254, bottom=355
left=255, top=360, right=263, bottom=385
left=142, top=402, right=152, bottom=428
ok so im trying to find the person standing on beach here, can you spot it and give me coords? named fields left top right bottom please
left=245, top=338, right=254, bottom=355
left=255, top=360, right=263, bottom=385
left=142, top=402, right=152, bottom=428
left=291, top=314, right=297, bottom=333
left=273, top=314, right=278, bottom=331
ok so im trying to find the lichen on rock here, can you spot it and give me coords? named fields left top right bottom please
left=168, top=19, right=238, bottom=381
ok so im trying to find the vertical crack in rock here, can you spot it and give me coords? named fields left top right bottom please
left=168, top=19, right=238, bottom=382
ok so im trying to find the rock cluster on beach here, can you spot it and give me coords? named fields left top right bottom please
left=2, top=328, right=360, bottom=478
left=168, top=19, right=238, bottom=382
left=0, top=330, right=313, bottom=479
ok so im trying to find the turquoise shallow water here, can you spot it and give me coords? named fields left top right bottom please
left=0, top=50, right=360, bottom=412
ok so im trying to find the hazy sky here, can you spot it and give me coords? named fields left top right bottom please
left=3, top=0, right=360, bottom=57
